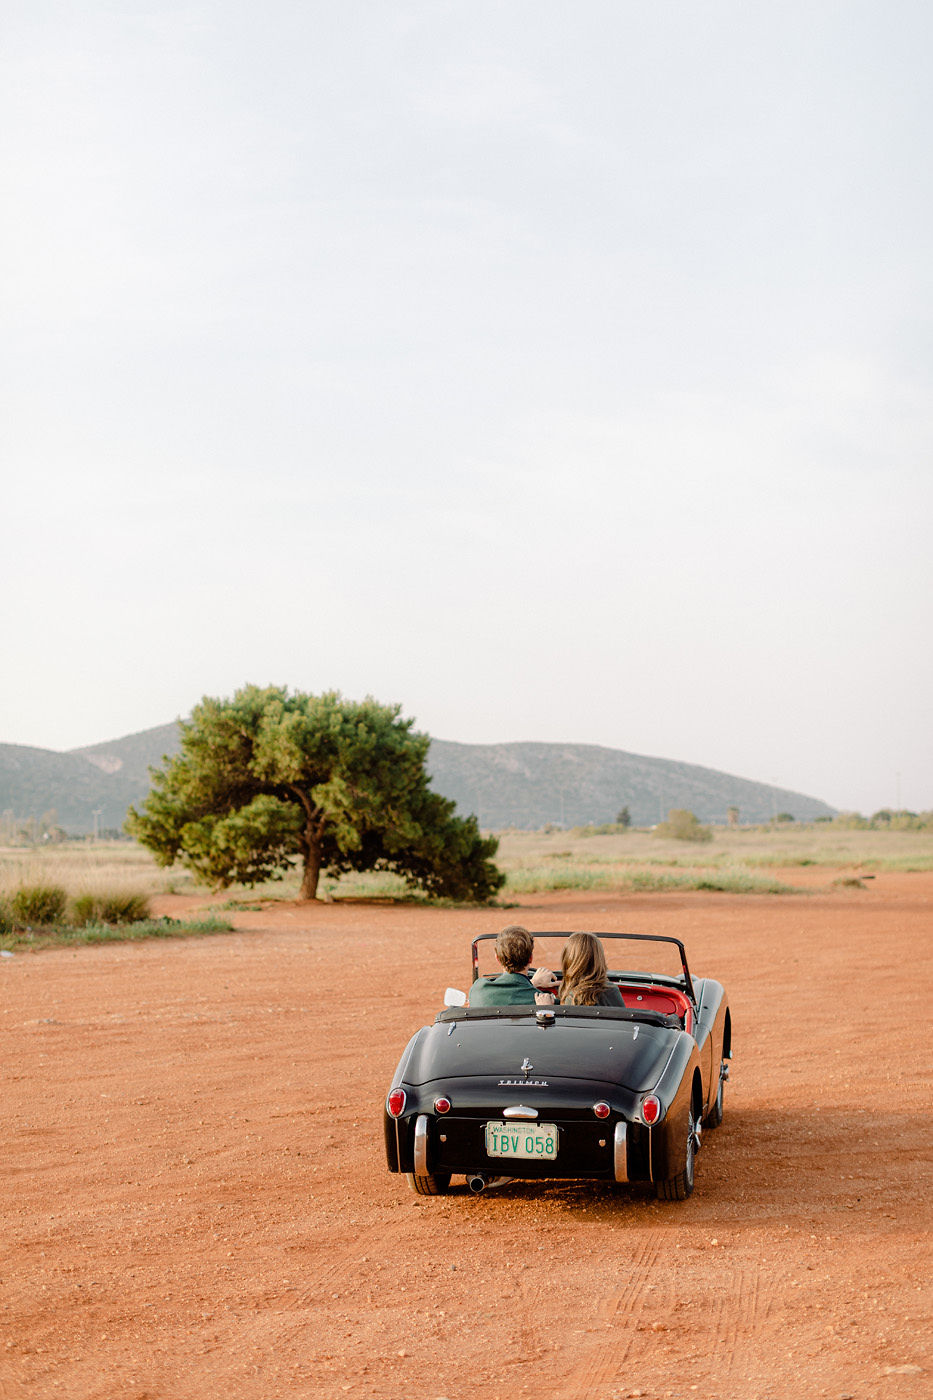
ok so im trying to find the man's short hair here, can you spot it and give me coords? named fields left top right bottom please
left=496, top=924, right=534, bottom=973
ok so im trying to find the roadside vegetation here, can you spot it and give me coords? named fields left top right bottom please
left=495, top=819, right=933, bottom=894
left=2, top=814, right=931, bottom=927
left=0, top=874, right=232, bottom=953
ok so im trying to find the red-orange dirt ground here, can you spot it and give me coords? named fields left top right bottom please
left=3, top=874, right=931, bottom=1400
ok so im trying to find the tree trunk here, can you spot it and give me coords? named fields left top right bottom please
left=288, top=785, right=326, bottom=901
left=299, top=844, right=321, bottom=900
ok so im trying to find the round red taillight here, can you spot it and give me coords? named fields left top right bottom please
left=387, top=1089, right=406, bottom=1118
left=641, top=1094, right=661, bottom=1125
left=434, top=1097, right=451, bottom=1115
left=593, top=1101, right=611, bottom=1119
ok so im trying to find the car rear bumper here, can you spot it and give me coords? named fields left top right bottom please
left=392, top=1110, right=651, bottom=1184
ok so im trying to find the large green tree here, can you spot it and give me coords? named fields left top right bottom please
left=127, top=686, right=504, bottom=902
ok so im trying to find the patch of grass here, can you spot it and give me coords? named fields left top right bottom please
left=11, top=883, right=67, bottom=925
left=0, top=841, right=194, bottom=897
left=0, top=915, right=233, bottom=954
left=749, top=855, right=817, bottom=867
left=690, top=870, right=804, bottom=894
left=623, top=867, right=804, bottom=895
left=504, top=865, right=615, bottom=894
left=503, top=862, right=804, bottom=896
left=71, top=891, right=151, bottom=925
left=749, top=851, right=859, bottom=869
left=860, top=853, right=933, bottom=872
left=318, top=870, right=412, bottom=900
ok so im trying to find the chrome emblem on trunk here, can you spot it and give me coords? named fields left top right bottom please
left=499, top=1057, right=546, bottom=1088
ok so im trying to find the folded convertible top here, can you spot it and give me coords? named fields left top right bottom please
left=434, top=1004, right=681, bottom=1029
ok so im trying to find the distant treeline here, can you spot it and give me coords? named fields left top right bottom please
left=1, top=810, right=67, bottom=846
left=2, top=807, right=930, bottom=848
left=825, top=809, right=933, bottom=831
left=0, top=811, right=125, bottom=846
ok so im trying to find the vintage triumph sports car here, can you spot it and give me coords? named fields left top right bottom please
left=384, top=932, right=731, bottom=1199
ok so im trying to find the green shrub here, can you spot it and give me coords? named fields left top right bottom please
left=98, top=892, right=151, bottom=924
left=654, top=809, right=714, bottom=843
left=11, top=884, right=67, bottom=925
left=70, top=894, right=97, bottom=926
left=0, top=897, right=12, bottom=935
left=70, top=891, right=152, bottom=926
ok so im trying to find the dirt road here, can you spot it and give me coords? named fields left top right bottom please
left=2, top=875, right=931, bottom=1400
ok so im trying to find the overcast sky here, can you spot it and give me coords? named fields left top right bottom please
left=2, top=1, right=931, bottom=815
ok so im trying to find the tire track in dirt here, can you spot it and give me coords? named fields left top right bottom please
left=556, top=1229, right=666, bottom=1398
left=703, top=1258, right=771, bottom=1385
left=737, top=1261, right=775, bottom=1374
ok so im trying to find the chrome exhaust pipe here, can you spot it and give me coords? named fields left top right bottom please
left=467, top=1174, right=513, bottom=1193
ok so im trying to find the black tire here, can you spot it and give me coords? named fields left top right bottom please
left=656, top=1107, right=697, bottom=1201
left=406, top=1172, right=451, bottom=1196
left=705, top=1067, right=725, bottom=1129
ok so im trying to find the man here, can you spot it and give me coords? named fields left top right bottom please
left=468, top=925, right=558, bottom=1006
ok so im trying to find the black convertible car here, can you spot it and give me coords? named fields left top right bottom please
left=384, top=932, right=731, bottom=1199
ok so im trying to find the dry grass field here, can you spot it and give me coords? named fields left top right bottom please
left=3, top=824, right=930, bottom=912
left=0, top=842, right=185, bottom=900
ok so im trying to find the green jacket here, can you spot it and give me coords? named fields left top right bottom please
left=468, top=971, right=537, bottom=1007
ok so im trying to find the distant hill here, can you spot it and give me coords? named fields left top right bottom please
left=425, top=740, right=834, bottom=828
left=0, top=724, right=182, bottom=834
left=0, top=721, right=835, bottom=834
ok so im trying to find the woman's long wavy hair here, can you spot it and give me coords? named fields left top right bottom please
left=559, top=932, right=610, bottom=1006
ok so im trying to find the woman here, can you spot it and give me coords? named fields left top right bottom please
left=559, top=932, right=625, bottom=1007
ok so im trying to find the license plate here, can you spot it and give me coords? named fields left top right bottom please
left=485, top=1122, right=558, bottom=1160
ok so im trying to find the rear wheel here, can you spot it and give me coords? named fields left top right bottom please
left=406, top=1172, right=451, bottom=1196
left=656, top=1107, right=697, bottom=1201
